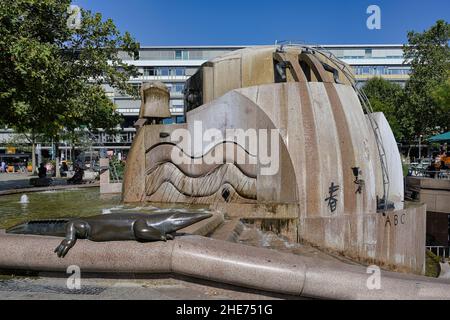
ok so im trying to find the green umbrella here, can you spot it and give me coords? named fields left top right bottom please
left=428, top=131, right=450, bottom=143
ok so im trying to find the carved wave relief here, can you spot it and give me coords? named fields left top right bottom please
left=145, top=162, right=257, bottom=204
left=145, top=142, right=258, bottom=178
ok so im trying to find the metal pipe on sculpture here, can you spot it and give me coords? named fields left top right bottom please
left=1, top=231, right=450, bottom=299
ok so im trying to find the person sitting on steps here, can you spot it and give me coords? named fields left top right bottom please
left=38, top=163, right=47, bottom=178
left=68, top=163, right=84, bottom=184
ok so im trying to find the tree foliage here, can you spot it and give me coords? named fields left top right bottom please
left=431, top=70, right=450, bottom=131
left=363, top=77, right=404, bottom=141
left=0, top=0, right=140, bottom=140
left=401, top=20, right=450, bottom=139
left=362, top=20, right=450, bottom=145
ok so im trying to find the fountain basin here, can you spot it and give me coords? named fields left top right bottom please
left=0, top=188, right=120, bottom=230
left=0, top=231, right=449, bottom=299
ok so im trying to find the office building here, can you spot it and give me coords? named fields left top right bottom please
left=0, top=44, right=410, bottom=161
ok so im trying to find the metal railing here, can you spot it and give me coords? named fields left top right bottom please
left=427, top=246, right=450, bottom=259
left=0, top=129, right=137, bottom=148
left=409, top=167, right=450, bottom=179
left=90, top=131, right=136, bottom=144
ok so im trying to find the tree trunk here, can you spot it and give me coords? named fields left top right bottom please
left=31, top=141, right=37, bottom=175
left=71, top=137, right=76, bottom=163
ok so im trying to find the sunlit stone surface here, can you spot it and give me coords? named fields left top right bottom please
left=122, top=46, right=424, bottom=273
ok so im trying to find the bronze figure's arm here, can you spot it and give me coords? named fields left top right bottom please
left=54, top=220, right=90, bottom=258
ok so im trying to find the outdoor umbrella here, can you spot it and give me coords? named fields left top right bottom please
left=428, top=131, right=450, bottom=143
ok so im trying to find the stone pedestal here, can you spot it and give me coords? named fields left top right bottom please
left=100, top=158, right=122, bottom=194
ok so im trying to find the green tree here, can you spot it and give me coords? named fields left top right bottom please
left=61, top=84, right=125, bottom=163
left=431, top=70, right=450, bottom=131
left=0, top=0, right=140, bottom=173
left=362, top=77, right=405, bottom=141
left=401, top=20, right=450, bottom=143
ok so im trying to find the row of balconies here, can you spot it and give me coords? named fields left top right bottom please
left=354, top=74, right=410, bottom=80
left=0, top=129, right=137, bottom=148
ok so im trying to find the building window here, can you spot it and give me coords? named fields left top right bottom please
left=176, top=83, right=185, bottom=92
left=130, top=83, right=142, bottom=91
left=352, top=65, right=410, bottom=76
left=160, top=67, right=169, bottom=76
left=388, top=68, right=411, bottom=75
left=163, top=118, right=174, bottom=124
left=168, top=83, right=184, bottom=93
left=143, top=67, right=157, bottom=76
left=175, top=50, right=189, bottom=60
left=143, top=67, right=186, bottom=77
left=176, top=67, right=185, bottom=76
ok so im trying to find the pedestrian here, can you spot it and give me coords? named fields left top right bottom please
left=68, top=163, right=84, bottom=184
left=38, top=163, right=47, bottom=178
left=442, top=151, right=450, bottom=167
left=60, top=161, right=69, bottom=177
left=0, top=161, right=5, bottom=173
left=438, top=148, right=446, bottom=162
left=427, top=162, right=437, bottom=178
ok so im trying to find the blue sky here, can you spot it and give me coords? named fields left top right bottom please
left=73, top=0, right=450, bottom=45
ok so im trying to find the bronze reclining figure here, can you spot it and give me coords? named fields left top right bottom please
left=6, top=212, right=212, bottom=258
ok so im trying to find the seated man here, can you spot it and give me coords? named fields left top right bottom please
left=60, top=161, right=69, bottom=177
left=68, top=164, right=84, bottom=184
left=30, top=163, right=52, bottom=187
left=444, top=152, right=450, bottom=167
left=38, top=163, right=47, bottom=178
left=427, top=163, right=437, bottom=178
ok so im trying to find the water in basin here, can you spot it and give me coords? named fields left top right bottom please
left=0, top=187, right=208, bottom=230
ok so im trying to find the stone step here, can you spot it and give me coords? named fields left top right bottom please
left=210, top=219, right=244, bottom=242
left=179, top=212, right=224, bottom=236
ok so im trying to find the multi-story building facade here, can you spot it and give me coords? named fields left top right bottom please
left=111, top=44, right=410, bottom=130
left=326, top=44, right=410, bottom=86
left=0, top=44, right=410, bottom=163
